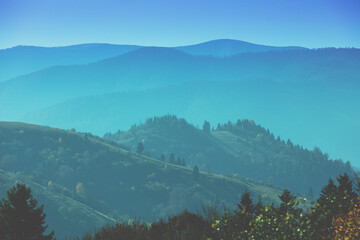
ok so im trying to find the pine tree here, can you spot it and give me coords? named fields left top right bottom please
left=0, top=184, right=54, bottom=240
left=169, top=153, right=175, bottom=164
left=278, top=189, right=296, bottom=215
left=238, top=191, right=253, bottom=214
left=336, top=173, right=357, bottom=214
left=202, top=121, right=211, bottom=134
left=319, top=178, right=337, bottom=203
left=159, top=154, right=165, bottom=162
left=193, top=165, right=200, bottom=180
left=136, top=142, right=144, bottom=154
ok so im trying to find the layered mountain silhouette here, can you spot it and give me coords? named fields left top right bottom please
left=0, top=39, right=359, bottom=169
left=1, top=46, right=359, bottom=120
left=0, top=39, right=307, bottom=82
left=0, top=44, right=141, bottom=82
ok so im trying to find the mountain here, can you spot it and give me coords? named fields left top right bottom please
left=21, top=81, right=360, bottom=167
left=104, top=115, right=356, bottom=195
left=1, top=47, right=359, bottom=120
left=0, top=43, right=141, bottom=82
left=176, top=39, right=306, bottom=56
left=0, top=39, right=304, bottom=82
left=0, top=121, right=283, bottom=239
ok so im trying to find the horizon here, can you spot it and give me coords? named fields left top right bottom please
left=2, top=38, right=359, bottom=51
left=1, top=0, right=359, bottom=50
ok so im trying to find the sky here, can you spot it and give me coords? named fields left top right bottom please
left=0, top=0, right=359, bottom=49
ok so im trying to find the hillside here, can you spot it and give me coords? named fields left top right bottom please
left=0, top=121, right=283, bottom=239
left=0, top=168, right=116, bottom=239
left=104, top=115, right=356, bottom=195
left=176, top=39, right=306, bottom=56
left=24, top=80, right=360, bottom=170
left=0, top=44, right=141, bottom=82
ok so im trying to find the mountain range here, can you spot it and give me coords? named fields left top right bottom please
left=0, top=39, right=359, bottom=170
left=0, top=39, right=306, bottom=82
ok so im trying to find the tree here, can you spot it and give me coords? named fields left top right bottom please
left=278, top=189, right=296, bottom=215
left=239, top=191, right=253, bottom=214
left=169, top=153, right=175, bottom=164
left=203, top=121, right=211, bottom=134
left=159, top=154, right=165, bottom=162
left=136, top=142, right=144, bottom=154
left=193, top=165, right=200, bottom=180
left=330, top=197, right=360, bottom=239
left=0, top=184, right=54, bottom=240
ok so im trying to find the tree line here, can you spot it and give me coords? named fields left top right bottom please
left=2, top=173, right=360, bottom=239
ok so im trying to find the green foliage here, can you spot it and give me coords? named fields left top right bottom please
left=0, top=184, right=54, bottom=240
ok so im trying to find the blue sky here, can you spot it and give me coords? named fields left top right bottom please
left=0, top=0, right=359, bottom=49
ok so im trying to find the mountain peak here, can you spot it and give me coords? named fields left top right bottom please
left=176, top=39, right=306, bottom=56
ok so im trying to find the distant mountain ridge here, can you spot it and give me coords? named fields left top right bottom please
left=0, top=43, right=142, bottom=82
left=175, top=39, right=306, bottom=56
left=0, top=39, right=306, bottom=82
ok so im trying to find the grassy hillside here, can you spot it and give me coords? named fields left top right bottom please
left=105, top=115, right=356, bottom=196
left=0, top=121, right=282, bottom=239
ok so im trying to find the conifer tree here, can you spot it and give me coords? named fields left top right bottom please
left=0, top=184, right=54, bottom=240
left=169, top=153, right=175, bottom=164
left=193, top=165, right=200, bottom=180
left=278, top=189, right=296, bottom=215
left=136, top=142, right=144, bottom=154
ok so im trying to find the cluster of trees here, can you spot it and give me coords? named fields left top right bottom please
left=215, top=119, right=355, bottom=194
left=77, top=173, right=360, bottom=239
left=137, top=142, right=187, bottom=167
left=70, top=173, right=360, bottom=239
left=160, top=153, right=186, bottom=167
left=212, top=173, right=359, bottom=239
left=2, top=174, right=360, bottom=239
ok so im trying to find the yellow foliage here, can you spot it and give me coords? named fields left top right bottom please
left=75, top=182, right=85, bottom=195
